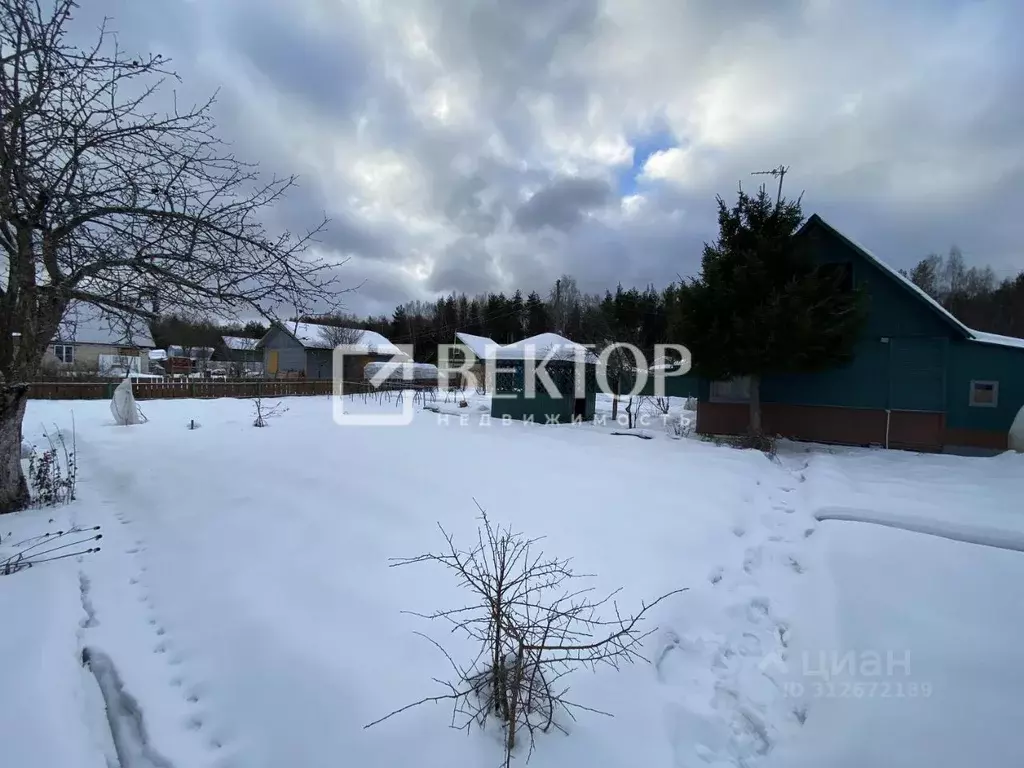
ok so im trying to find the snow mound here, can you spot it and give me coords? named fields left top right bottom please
left=1009, top=405, right=1024, bottom=453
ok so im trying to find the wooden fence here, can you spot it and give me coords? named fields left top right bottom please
left=28, top=378, right=439, bottom=401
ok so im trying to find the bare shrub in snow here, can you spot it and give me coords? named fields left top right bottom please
left=252, top=396, right=287, bottom=427
left=26, top=423, right=77, bottom=507
left=2, top=525, right=101, bottom=575
left=623, top=396, right=650, bottom=429
left=651, top=397, right=671, bottom=416
left=367, top=502, right=685, bottom=766
left=671, top=413, right=694, bottom=439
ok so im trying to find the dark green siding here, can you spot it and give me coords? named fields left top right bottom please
left=946, top=341, right=1024, bottom=432
left=491, top=389, right=596, bottom=424
left=491, top=360, right=598, bottom=424
left=801, top=224, right=957, bottom=339
left=618, top=369, right=699, bottom=398
left=732, top=221, right=965, bottom=413
left=762, top=339, right=890, bottom=409
left=888, top=337, right=946, bottom=412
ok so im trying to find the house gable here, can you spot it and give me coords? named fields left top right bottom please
left=798, top=215, right=968, bottom=341
left=257, top=324, right=307, bottom=375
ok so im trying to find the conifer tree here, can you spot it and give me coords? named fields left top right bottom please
left=676, top=185, right=868, bottom=438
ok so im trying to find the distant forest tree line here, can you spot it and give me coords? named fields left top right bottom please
left=154, top=246, right=1024, bottom=365
left=898, top=249, right=1024, bottom=338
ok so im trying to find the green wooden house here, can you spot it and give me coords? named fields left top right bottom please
left=490, top=333, right=599, bottom=424
left=696, top=214, right=1024, bottom=453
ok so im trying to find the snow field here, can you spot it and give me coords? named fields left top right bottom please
left=2, top=393, right=1022, bottom=767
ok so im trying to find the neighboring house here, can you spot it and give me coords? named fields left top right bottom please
left=256, top=321, right=408, bottom=380
left=490, top=332, right=600, bottom=424
left=214, top=336, right=264, bottom=376
left=695, top=214, right=1024, bottom=454
left=44, top=308, right=155, bottom=376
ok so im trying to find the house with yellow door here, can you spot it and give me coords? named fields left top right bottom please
left=256, top=320, right=408, bottom=380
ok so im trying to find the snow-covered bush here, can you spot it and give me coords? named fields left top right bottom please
left=369, top=504, right=685, bottom=765
left=670, top=413, right=694, bottom=439
left=110, top=377, right=145, bottom=426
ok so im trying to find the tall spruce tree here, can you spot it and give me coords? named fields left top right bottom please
left=676, top=185, right=867, bottom=438
left=525, top=291, right=549, bottom=335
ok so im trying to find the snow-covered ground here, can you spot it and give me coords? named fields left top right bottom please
left=1, top=394, right=1022, bottom=767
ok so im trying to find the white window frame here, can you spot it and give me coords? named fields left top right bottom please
left=53, top=344, right=75, bottom=364
left=710, top=376, right=751, bottom=403
left=969, top=380, right=998, bottom=408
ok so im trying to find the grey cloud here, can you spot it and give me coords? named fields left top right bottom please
left=426, top=238, right=502, bottom=295
left=226, top=6, right=375, bottom=121
left=61, top=0, right=1024, bottom=312
left=514, top=177, right=613, bottom=232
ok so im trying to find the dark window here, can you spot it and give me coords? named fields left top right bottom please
left=819, top=261, right=854, bottom=292
left=53, top=344, right=75, bottom=364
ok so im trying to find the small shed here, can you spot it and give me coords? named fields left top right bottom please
left=256, top=320, right=407, bottom=380
left=490, top=333, right=599, bottom=424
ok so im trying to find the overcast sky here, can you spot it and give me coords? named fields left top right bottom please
left=88, top=0, right=1023, bottom=318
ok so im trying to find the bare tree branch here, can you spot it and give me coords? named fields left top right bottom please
left=0, top=0, right=349, bottom=385
left=370, top=500, right=687, bottom=766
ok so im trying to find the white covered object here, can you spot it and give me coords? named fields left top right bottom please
left=110, top=378, right=142, bottom=426
left=1010, top=404, right=1024, bottom=452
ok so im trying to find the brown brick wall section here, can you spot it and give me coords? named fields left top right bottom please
left=697, top=402, right=957, bottom=452
left=944, top=428, right=1008, bottom=451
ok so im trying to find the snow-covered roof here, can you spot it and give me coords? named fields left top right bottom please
left=364, top=361, right=439, bottom=381
left=274, top=321, right=407, bottom=357
left=808, top=215, right=1024, bottom=352
left=454, top=332, right=499, bottom=359
left=970, top=330, right=1024, bottom=350
left=494, top=333, right=599, bottom=363
left=53, top=305, right=154, bottom=348
left=149, top=349, right=168, bottom=361
left=222, top=335, right=259, bottom=351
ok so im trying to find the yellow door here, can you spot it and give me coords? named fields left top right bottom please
left=267, top=350, right=279, bottom=375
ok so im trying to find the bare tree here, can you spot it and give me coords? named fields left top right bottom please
left=251, top=395, right=286, bottom=427
left=366, top=503, right=685, bottom=766
left=0, top=1, right=346, bottom=511
left=317, top=323, right=364, bottom=349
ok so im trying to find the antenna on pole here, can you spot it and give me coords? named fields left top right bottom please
left=751, top=164, right=789, bottom=206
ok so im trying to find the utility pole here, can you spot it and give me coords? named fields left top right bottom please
left=752, top=164, right=789, bottom=206
left=555, top=278, right=561, bottom=333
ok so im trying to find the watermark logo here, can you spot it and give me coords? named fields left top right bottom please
left=436, top=341, right=692, bottom=400
left=331, top=344, right=416, bottom=426
left=761, top=649, right=933, bottom=700
left=333, top=341, right=695, bottom=426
